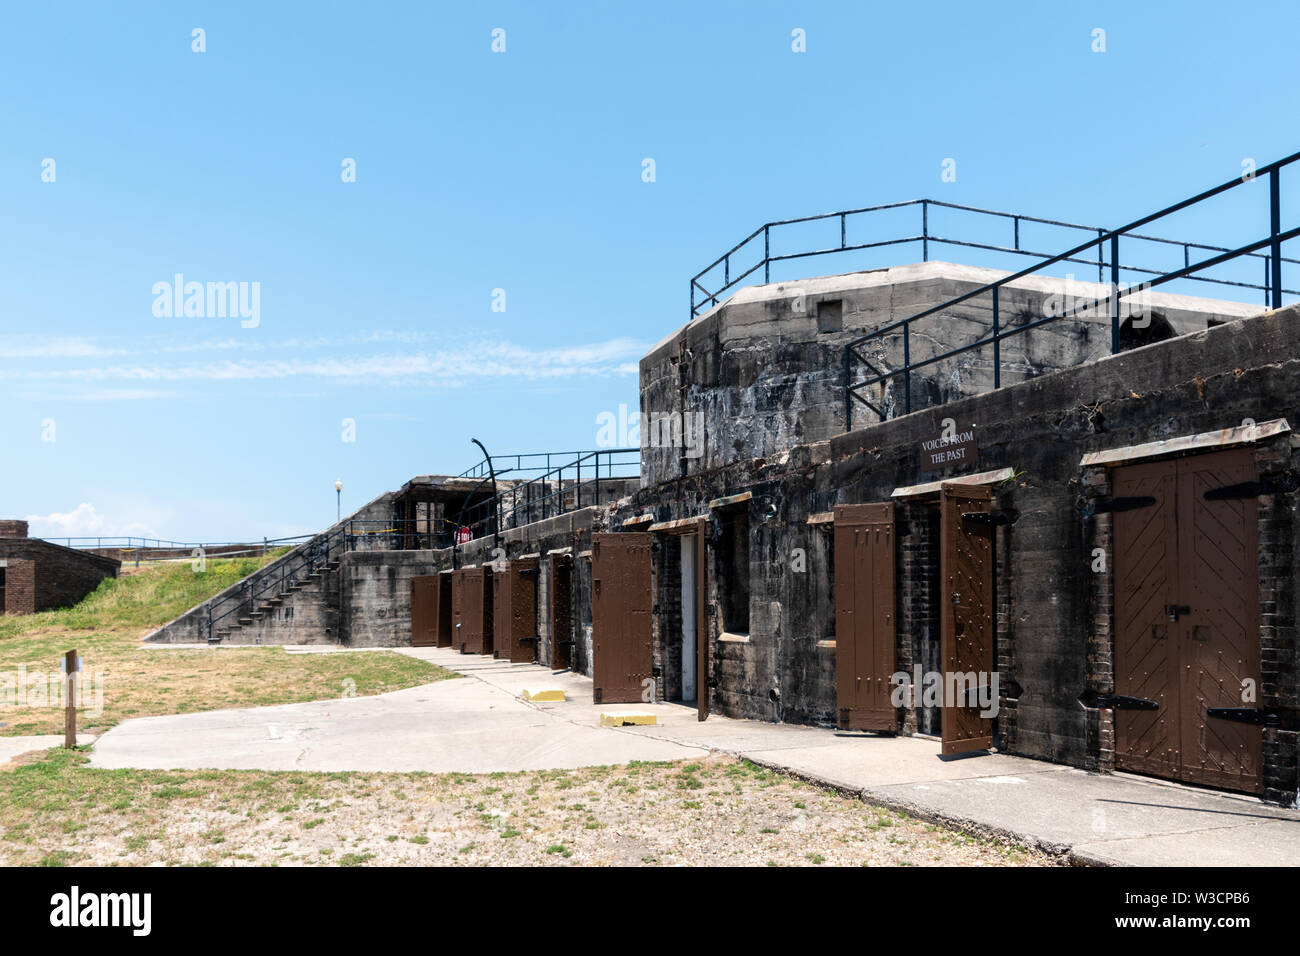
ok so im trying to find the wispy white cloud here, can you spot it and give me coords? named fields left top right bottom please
left=3, top=337, right=647, bottom=387
left=24, top=502, right=160, bottom=540
left=0, top=335, right=126, bottom=359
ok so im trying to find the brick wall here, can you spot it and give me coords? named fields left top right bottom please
left=897, top=501, right=939, bottom=735
left=0, top=559, right=35, bottom=614
left=1255, top=437, right=1298, bottom=806
left=0, top=540, right=118, bottom=613
left=652, top=533, right=682, bottom=703
left=0, top=520, right=29, bottom=538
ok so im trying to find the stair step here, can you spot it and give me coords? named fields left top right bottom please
left=237, top=617, right=253, bottom=625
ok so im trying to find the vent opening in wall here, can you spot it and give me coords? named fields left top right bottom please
left=817, top=299, right=844, bottom=333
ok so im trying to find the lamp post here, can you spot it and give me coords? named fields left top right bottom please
left=334, top=479, right=342, bottom=522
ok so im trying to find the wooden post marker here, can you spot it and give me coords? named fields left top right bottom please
left=64, top=649, right=78, bottom=749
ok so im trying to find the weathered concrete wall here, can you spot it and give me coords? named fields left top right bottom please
left=617, top=300, right=1300, bottom=803
left=641, top=261, right=1262, bottom=487
left=335, top=508, right=602, bottom=662
left=339, top=550, right=440, bottom=647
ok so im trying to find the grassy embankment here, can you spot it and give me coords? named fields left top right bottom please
left=0, top=555, right=455, bottom=736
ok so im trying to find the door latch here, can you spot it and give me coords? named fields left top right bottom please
left=1166, top=604, right=1191, bottom=622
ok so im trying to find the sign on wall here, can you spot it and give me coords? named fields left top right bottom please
left=919, top=421, right=979, bottom=473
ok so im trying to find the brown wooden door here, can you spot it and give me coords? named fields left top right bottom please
left=410, top=575, right=437, bottom=647
left=833, top=504, right=897, bottom=731
left=549, top=553, right=573, bottom=670
left=492, top=567, right=511, bottom=659
left=696, top=518, right=710, bottom=721
left=511, top=557, right=538, bottom=663
left=451, top=569, right=466, bottom=652
left=1113, top=459, right=1181, bottom=780
left=1114, top=449, right=1261, bottom=793
left=591, top=533, right=653, bottom=704
left=939, top=484, right=995, bottom=755
left=454, top=568, right=490, bottom=654
left=435, top=572, right=453, bottom=647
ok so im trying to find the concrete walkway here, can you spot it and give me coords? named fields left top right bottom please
left=91, top=645, right=1300, bottom=865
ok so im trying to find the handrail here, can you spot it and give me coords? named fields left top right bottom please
left=691, top=194, right=1300, bottom=319
left=842, top=151, right=1300, bottom=428
left=38, top=533, right=313, bottom=550
left=205, top=524, right=349, bottom=640
left=455, top=449, right=625, bottom=481
left=456, top=448, right=640, bottom=545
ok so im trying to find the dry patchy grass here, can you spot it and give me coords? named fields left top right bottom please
left=0, top=558, right=454, bottom=736
left=0, top=750, right=1057, bottom=867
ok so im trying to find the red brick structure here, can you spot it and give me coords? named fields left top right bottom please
left=0, top=520, right=120, bottom=615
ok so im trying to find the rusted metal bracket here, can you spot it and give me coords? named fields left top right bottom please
left=1081, top=691, right=1159, bottom=710
left=1081, top=495, right=1157, bottom=518
left=1207, top=707, right=1297, bottom=730
left=1204, top=472, right=1300, bottom=500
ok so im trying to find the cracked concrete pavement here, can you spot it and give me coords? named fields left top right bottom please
left=86, top=645, right=1300, bottom=866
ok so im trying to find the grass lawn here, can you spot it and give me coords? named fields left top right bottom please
left=0, top=749, right=1053, bottom=867
left=0, top=557, right=456, bottom=736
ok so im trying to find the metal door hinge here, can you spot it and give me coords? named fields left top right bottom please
left=1082, top=691, right=1159, bottom=711
left=1207, top=707, right=1296, bottom=729
left=1204, top=473, right=1300, bottom=500
left=1082, top=495, right=1157, bottom=518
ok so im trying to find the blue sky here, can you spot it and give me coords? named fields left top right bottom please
left=1, top=1, right=1296, bottom=542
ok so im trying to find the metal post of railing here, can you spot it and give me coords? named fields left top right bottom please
left=922, top=201, right=929, bottom=262
left=576, top=457, right=582, bottom=509
left=903, top=323, right=912, bottom=415
left=764, top=225, right=770, bottom=283
left=992, top=286, right=1001, bottom=389
left=1110, top=234, right=1121, bottom=354
left=843, top=346, right=851, bottom=430
left=840, top=212, right=846, bottom=249
left=1013, top=216, right=1020, bottom=251
left=1271, top=168, right=1283, bottom=310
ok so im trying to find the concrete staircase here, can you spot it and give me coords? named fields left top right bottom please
left=209, top=557, right=342, bottom=646
left=142, top=489, right=396, bottom=646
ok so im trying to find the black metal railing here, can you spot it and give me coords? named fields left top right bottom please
left=690, top=197, right=1300, bottom=320
left=40, top=534, right=312, bottom=551
left=842, top=151, right=1300, bottom=429
left=204, top=526, right=348, bottom=641
left=456, top=449, right=622, bottom=481
left=456, top=448, right=640, bottom=545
